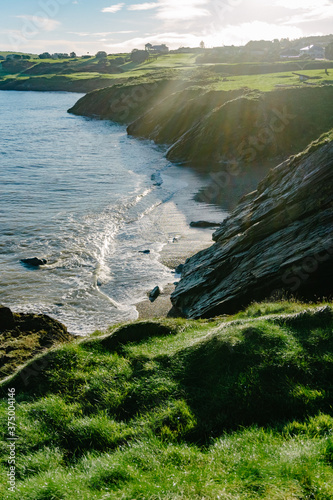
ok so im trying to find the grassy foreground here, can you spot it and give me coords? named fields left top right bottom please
left=1, top=300, right=333, bottom=499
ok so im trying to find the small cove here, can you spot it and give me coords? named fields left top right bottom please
left=0, top=90, right=226, bottom=334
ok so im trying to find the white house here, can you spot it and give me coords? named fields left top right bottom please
left=145, top=44, right=169, bottom=54
left=300, top=45, right=325, bottom=59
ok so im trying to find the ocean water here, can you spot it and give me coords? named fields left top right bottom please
left=0, top=91, right=226, bottom=334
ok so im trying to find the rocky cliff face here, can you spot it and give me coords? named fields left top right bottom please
left=0, top=76, right=123, bottom=93
left=171, top=132, right=333, bottom=317
left=165, top=86, right=333, bottom=169
left=69, top=80, right=183, bottom=123
left=69, top=84, right=333, bottom=171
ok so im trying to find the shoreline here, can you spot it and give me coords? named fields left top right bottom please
left=136, top=283, right=178, bottom=320
left=0, top=89, right=226, bottom=335
left=132, top=166, right=226, bottom=321
left=135, top=247, right=209, bottom=320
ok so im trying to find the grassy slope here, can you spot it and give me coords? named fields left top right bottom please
left=1, top=300, right=333, bottom=499
left=0, top=52, right=38, bottom=58
left=1, top=53, right=333, bottom=92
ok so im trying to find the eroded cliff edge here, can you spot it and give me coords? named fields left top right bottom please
left=171, top=131, right=333, bottom=317
left=69, top=84, right=333, bottom=171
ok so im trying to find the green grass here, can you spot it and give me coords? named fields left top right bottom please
left=212, top=68, right=333, bottom=92
left=2, top=52, right=332, bottom=93
left=1, top=300, right=333, bottom=498
left=0, top=51, right=38, bottom=58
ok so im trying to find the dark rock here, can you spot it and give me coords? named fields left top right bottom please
left=0, top=305, right=15, bottom=331
left=151, top=172, right=163, bottom=186
left=175, top=264, right=184, bottom=275
left=21, top=257, right=47, bottom=267
left=0, top=308, right=72, bottom=381
left=139, top=250, right=150, bottom=254
left=149, top=286, right=161, bottom=302
left=171, top=133, right=333, bottom=318
left=190, top=221, right=221, bottom=228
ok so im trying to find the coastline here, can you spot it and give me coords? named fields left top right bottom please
left=0, top=90, right=227, bottom=335
left=133, top=164, right=227, bottom=320
left=136, top=283, right=178, bottom=319
left=136, top=244, right=213, bottom=320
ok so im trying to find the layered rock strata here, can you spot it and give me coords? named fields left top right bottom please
left=171, top=133, right=333, bottom=317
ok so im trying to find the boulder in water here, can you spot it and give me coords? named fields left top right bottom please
left=149, top=286, right=161, bottom=302
left=190, top=221, right=221, bottom=228
left=21, top=257, right=47, bottom=267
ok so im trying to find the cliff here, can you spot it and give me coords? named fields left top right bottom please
left=0, top=75, right=124, bottom=93
left=68, top=79, right=192, bottom=123
left=171, top=131, right=333, bottom=317
left=69, top=83, right=333, bottom=170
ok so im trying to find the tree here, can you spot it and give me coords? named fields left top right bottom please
left=325, top=42, right=333, bottom=60
left=130, top=49, right=149, bottom=63
left=200, top=41, right=205, bottom=49
left=39, top=52, right=51, bottom=59
left=96, top=51, right=107, bottom=59
left=70, top=52, right=76, bottom=58
left=115, top=56, right=125, bottom=65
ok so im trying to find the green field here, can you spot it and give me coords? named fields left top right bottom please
left=0, top=51, right=38, bottom=58
left=1, top=300, right=333, bottom=499
left=1, top=52, right=332, bottom=93
left=213, top=68, right=333, bottom=92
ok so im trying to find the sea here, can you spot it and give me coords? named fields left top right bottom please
left=0, top=91, right=227, bottom=335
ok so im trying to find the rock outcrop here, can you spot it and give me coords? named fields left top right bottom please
left=165, top=87, right=333, bottom=169
left=21, top=257, right=47, bottom=267
left=0, top=306, right=72, bottom=379
left=171, top=132, right=333, bottom=317
left=69, top=83, right=333, bottom=171
left=0, top=76, right=123, bottom=93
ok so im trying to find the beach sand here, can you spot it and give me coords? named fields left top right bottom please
left=134, top=164, right=228, bottom=321
left=136, top=283, right=180, bottom=319
left=136, top=244, right=212, bottom=320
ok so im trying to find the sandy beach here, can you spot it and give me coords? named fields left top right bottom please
left=136, top=230, right=217, bottom=320
left=133, top=165, right=227, bottom=320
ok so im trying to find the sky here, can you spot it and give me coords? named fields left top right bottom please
left=0, top=0, right=332, bottom=55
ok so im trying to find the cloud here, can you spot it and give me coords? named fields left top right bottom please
left=155, top=0, right=210, bottom=20
left=105, top=32, right=193, bottom=52
left=16, top=15, right=61, bottom=32
left=128, top=2, right=159, bottom=10
left=69, top=31, right=136, bottom=37
left=105, top=19, right=304, bottom=53
left=216, top=21, right=303, bottom=45
left=101, top=3, right=124, bottom=13
left=274, top=0, right=331, bottom=9
left=282, top=5, right=333, bottom=25
left=271, top=0, right=333, bottom=25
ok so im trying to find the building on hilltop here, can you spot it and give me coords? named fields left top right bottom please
left=300, top=45, right=325, bottom=59
left=145, top=43, right=169, bottom=54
